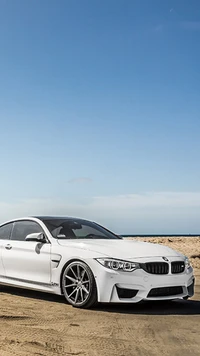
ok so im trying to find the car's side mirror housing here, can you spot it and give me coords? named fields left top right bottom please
left=25, top=232, right=47, bottom=243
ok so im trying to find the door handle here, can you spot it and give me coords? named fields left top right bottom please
left=5, top=244, right=12, bottom=250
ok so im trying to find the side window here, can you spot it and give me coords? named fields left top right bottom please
left=0, top=223, right=13, bottom=240
left=11, top=221, right=43, bottom=241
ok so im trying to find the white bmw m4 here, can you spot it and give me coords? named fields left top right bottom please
left=0, top=216, right=195, bottom=308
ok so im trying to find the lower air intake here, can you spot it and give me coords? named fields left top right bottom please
left=147, top=286, right=183, bottom=298
left=116, top=287, right=138, bottom=299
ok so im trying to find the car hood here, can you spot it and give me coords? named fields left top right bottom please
left=57, top=239, right=182, bottom=259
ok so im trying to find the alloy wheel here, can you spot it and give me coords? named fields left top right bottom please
left=62, top=261, right=96, bottom=307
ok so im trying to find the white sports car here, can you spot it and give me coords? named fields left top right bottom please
left=0, top=216, right=195, bottom=308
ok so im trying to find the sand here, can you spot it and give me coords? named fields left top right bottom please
left=127, top=236, right=200, bottom=269
left=0, top=237, right=199, bottom=356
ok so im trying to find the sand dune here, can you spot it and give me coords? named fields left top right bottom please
left=127, top=236, right=200, bottom=269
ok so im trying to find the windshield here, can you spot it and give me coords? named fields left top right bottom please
left=42, top=219, right=121, bottom=240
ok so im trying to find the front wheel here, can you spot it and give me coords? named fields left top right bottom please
left=62, top=261, right=97, bottom=308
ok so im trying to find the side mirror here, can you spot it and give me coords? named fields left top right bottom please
left=25, top=232, right=47, bottom=243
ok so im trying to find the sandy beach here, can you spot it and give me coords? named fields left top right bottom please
left=127, top=236, right=200, bottom=269
left=0, top=237, right=199, bottom=356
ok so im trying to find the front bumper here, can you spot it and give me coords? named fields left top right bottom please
left=93, top=260, right=195, bottom=303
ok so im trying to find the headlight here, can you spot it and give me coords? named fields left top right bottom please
left=95, top=258, right=140, bottom=272
left=185, top=256, right=191, bottom=269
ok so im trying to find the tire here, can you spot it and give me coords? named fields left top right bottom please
left=62, top=261, right=97, bottom=308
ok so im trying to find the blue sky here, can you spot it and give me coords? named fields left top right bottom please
left=0, top=0, right=200, bottom=233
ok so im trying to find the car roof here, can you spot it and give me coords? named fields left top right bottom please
left=0, top=216, right=92, bottom=227
left=33, top=216, right=88, bottom=222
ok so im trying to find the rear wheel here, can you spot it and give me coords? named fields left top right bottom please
left=62, top=261, right=97, bottom=308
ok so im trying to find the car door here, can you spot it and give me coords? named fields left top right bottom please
left=0, top=222, right=13, bottom=278
left=1, top=220, right=51, bottom=285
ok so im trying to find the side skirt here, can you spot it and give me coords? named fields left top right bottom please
left=0, top=275, right=61, bottom=294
